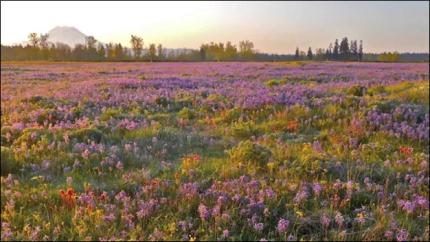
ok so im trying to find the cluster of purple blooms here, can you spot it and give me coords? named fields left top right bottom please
left=366, top=105, right=429, bottom=142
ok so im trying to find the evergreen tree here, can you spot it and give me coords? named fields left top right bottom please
left=200, top=45, right=206, bottom=61
left=157, top=44, right=163, bottom=60
left=350, top=40, right=358, bottom=61
left=339, top=37, right=350, bottom=60
left=295, top=47, right=300, bottom=60
left=333, top=39, right=339, bottom=60
left=307, top=47, right=313, bottom=60
left=97, top=44, right=106, bottom=60
left=327, top=43, right=333, bottom=60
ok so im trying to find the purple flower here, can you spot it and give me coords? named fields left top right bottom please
left=396, top=229, right=409, bottom=242
left=334, top=212, right=344, bottom=227
left=320, top=213, right=331, bottom=229
left=312, top=183, right=322, bottom=197
left=312, top=140, right=323, bottom=153
left=293, top=188, right=309, bottom=204
left=82, top=149, right=90, bottom=159
left=198, top=203, right=211, bottom=221
left=277, top=218, right=290, bottom=233
left=222, top=229, right=229, bottom=239
left=287, top=234, right=296, bottom=241
left=253, top=222, right=264, bottom=232
left=116, top=161, right=124, bottom=170
left=179, top=182, right=199, bottom=200
left=221, top=212, right=230, bottom=221
left=384, top=230, right=394, bottom=240
left=136, top=199, right=158, bottom=219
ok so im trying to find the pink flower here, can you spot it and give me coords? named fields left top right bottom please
left=277, top=218, right=290, bottom=233
left=312, top=183, right=322, bottom=197
left=320, top=213, right=331, bottom=229
left=222, top=229, right=229, bottom=239
left=82, top=149, right=90, bottom=159
left=198, top=203, right=210, bottom=221
left=253, top=222, right=264, bottom=232
left=384, top=230, right=394, bottom=240
left=396, top=229, right=408, bottom=242
left=116, top=161, right=124, bottom=170
left=334, top=212, right=344, bottom=227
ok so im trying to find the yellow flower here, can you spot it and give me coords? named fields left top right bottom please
left=296, top=210, right=304, bottom=217
left=267, top=162, right=275, bottom=170
left=181, top=154, right=201, bottom=174
left=168, top=222, right=176, bottom=234
left=189, top=235, right=197, bottom=241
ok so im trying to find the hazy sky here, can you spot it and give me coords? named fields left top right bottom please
left=1, top=1, right=429, bottom=54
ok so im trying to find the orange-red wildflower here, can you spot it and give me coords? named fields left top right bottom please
left=60, top=187, right=76, bottom=208
left=400, top=146, right=413, bottom=156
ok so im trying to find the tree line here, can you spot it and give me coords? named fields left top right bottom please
left=1, top=33, right=260, bottom=62
left=295, top=37, right=364, bottom=61
left=1, top=33, right=427, bottom=62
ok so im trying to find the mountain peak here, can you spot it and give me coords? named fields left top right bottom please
left=47, top=26, right=87, bottom=47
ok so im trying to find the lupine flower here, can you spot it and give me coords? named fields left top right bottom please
left=396, top=229, right=409, bottom=241
left=253, top=223, right=264, bottom=232
left=287, top=234, right=296, bottom=241
left=385, top=230, right=394, bottom=240
left=198, top=203, right=210, bottom=221
left=312, top=183, right=322, bottom=197
left=312, top=140, right=323, bottom=153
left=116, top=161, right=124, bottom=170
left=334, top=212, right=344, bottom=227
left=222, top=229, right=229, bottom=239
left=277, top=218, right=290, bottom=234
left=82, top=149, right=90, bottom=159
left=320, top=213, right=331, bottom=229
left=293, top=189, right=309, bottom=204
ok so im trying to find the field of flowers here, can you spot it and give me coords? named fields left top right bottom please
left=1, top=61, right=429, bottom=241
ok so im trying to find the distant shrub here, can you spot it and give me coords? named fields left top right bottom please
left=174, top=97, right=193, bottom=111
left=367, top=86, right=386, bottom=96
left=218, top=108, right=242, bottom=124
left=27, top=95, right=45, bottom=103
left=265, top=79, right=282, bottom=88
left=24, top=96, right=55, bottom=108
left=1, top=126, right=22, bottom=146
left=348, top=86, right=367, bottom=97
left=70, top=106, right=83, bottom=120
left=230, top=121, right=259, bottom=139
left=372, top=101, right=399, bottom=113
left=100, top=108, right=125, bottom=122
left=69, top=128, right=104, bottom=143
left=1, top=146, right=20, bottom=175
left=13, top=128, right=53, bottom=147
left=178, top=107, right=195, bottom=120
left=228, top=140, right=271, bottom=168
left=155, top=96, right=169, bottom=107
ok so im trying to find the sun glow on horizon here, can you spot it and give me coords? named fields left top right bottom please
left=1, top=1, right=429, bottom=53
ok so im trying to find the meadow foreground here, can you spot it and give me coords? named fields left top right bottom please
left=1, top=61, right=429, bottom=241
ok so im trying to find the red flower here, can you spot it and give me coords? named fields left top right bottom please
left=400, top=146, right=413, bottom=156
left=287, top=120, right=299, bottom=132
left=60, top=187, right=76, bottom=208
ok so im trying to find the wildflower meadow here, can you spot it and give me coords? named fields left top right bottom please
left=1, top=61, right=429, bottom=241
